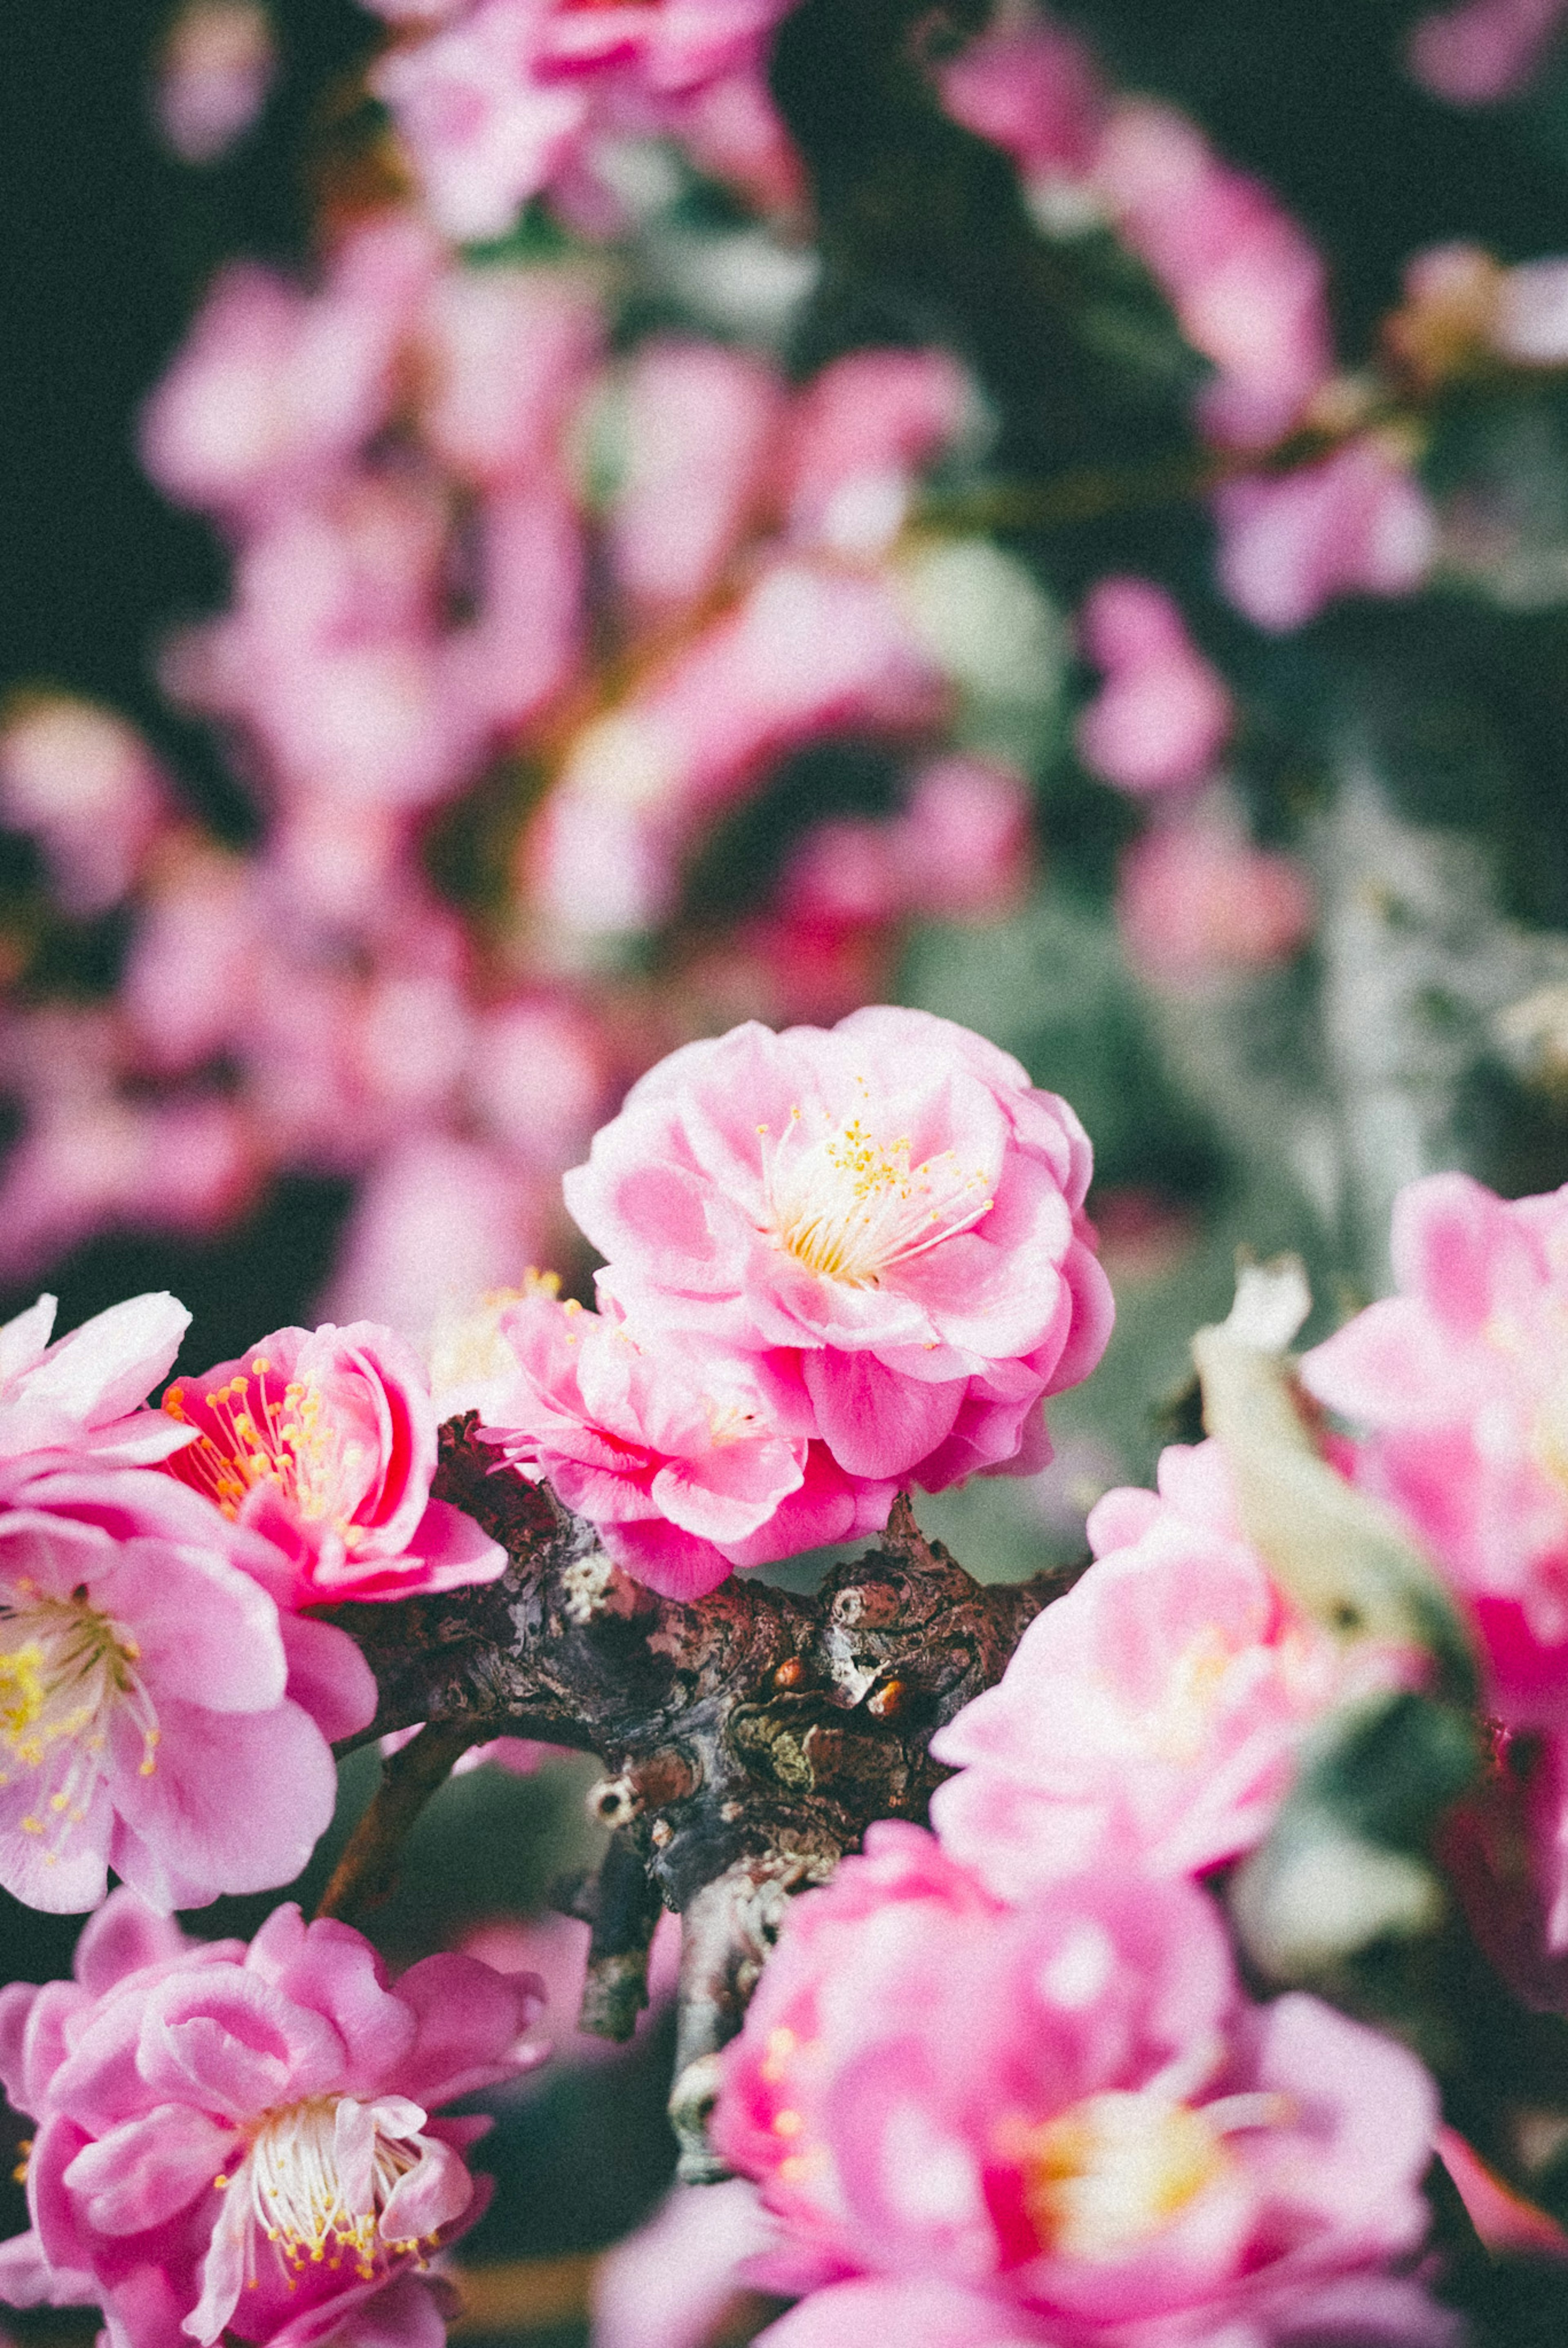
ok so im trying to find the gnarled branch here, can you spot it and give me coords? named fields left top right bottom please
left=325, top=1421, right=1069, bottom=2174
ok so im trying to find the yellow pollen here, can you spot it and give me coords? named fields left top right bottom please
left=773, top=2109, right=805, bottom=2138
left=759, top=1098, right=996, bottom=1289
left=13, top=2138, right=31, bottom=2186
left=1006, top=2089, right=1287, bottom=2263
left=165, top=1361, right=368, bottom=1539
left=0, top=1585, right=160, bottom=1860
left=222, top=2094, right=448, bottom=2297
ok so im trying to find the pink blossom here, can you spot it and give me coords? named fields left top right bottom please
left=1214, top=438, right=1438, bottom=633
left=0, top=698, right=171, bottom=918
left=418, top=263, right=603, bottom=486
left=563, top=1008, right=1112, bottom=1487
left=891, top=759, right=1033, bottom=924
left=1074, top=580, right=1234, bottom=796
left=154, top=0, right=277, bottom=163
left=0, top=1470, right=374, bottom=1912
left=468, top=996, right=610, bottom=1173
left=0, top=1888, right=543, bottom=2347
left=1406, top=0, right=1568, bottom=103
left=930, top=1440, right=1411, bottom=1898
left=711, top=1824, right=1447, bottom=2346
left=371, top=0, right=802, bottom=243
left=140, top=220, right=439, bottom=521
left=606, top=339, right=784, bottom=615
left=474, top=1288, right=890, bottom=1598
left=1300, top=1173, right=1568, bottom=1738
left=932, top=2, right=1106, bottom=189
left=1116, top=807, right=1316, bottom=987
left=592, top=2179, right=775, bottom=2348
left=462, top=1904, right=681, bottom=2064
left=1494, top=256, right=1568, bottom=361
left=0, top=1290, right=194, bottom=1478
left=781, top=350, right=973, bottom=555
left=158, top=1320, right=504, bottom=1605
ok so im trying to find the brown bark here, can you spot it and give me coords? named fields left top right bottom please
left=321, top=1417, right=1071, bottom=2176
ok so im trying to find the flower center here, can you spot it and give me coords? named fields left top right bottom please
left=163, top=1359, right=367, bottom=1538
left=223, top=2095, right=435, bottom=2288
left=0, top=1583, right=158, bottom=1856
left=1009, top=2089, right=1281, bottom=2262
left=759, top=1100, right=993, bottom=1289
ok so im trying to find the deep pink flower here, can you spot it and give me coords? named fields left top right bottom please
left=1074, top=580, right=1234, bottom=797
left=158, top=1320, right=504, bottom=1605
left=712, top=1824, right=1447, bottom=2346
left=563, top=1008, right=1112, bottom=1487
left=931, top=1440, right=1413, bottom=1897
left=0, top=1888, right=543, bottom=2348
left=1214, top=438, right=1438, bottom=633
left=0, top=1290, right=195, bottom=1480
left=0, top=1470, right=373, bottom=1913
left=474, top=1289, right=891, bottom=1598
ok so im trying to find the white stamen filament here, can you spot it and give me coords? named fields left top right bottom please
left=0, top=1585, right=158, bottom=1861
left=165, top=1359, right=369, bottom=1544
left=1011, top=2085, right=1291, bottom=2262
left=759, top=1096, right=994, bottom=1288
left=224, top=2096, right=437, bottom=2291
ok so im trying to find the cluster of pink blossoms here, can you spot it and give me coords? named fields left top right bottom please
left=0, top=1889, right=544, bottom=2348
left=0, top=1286, right=504, bottom=1916
left=468, top=1005, right=1112, bottom=1597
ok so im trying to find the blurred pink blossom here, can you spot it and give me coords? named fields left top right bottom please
left=931, top=1439, right=1413, bottom=1897
left=712, top=1824, right=1449, bottom=2348
left=592, top=2179, right=774, bottom=2348
left=0, top=698, right=171, bottom=917
left=1116, top=807, right=1316, bottom=987
left=1406, top=0, right=1568, bottom=103
left=1495, top=256, right=1568, bottom=360
left=419, top=263, right=603, bottom=484
left=606, top=339, right=784, bottom=615
left=154, top=0, right=278, bottom=163
left=0, top=1889, right=543, bottom=2346
left=1074, top=578, right=1234, bottom=795
left=932, top=0, right=1106, bottom=188
left=1215, top=437, right=1438, bottom=632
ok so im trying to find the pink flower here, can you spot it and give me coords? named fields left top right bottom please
left=474, top=1289, right=890, bottom=1599
left=930, top=1441, right=1411, bottom=1898
left=563, top=1008, right=1112, bottom=1487
left=154, top=0, right=277, bottom=163
left=418, top=263, right=602, bottom=486
left=933, top=2, right=1106, bottom=190
left=1214, top=438, right=1438, bottom=633
left=0, top=1290, right=194, bottom=1479
left=891, top=759, right=1033, bottom=925
left=0, top=1469, right=373, bottom=1912
left=711, top=1824, right=1447, bottom=2346
left=592, top=2180, right=775, bottom=2348
left=1406, top=0, right=1568, bottom=103
left=1116, top=807, right=1316, bottom=988
left=1494, top=256, right=1568, bottom=361
left=606, top=338, right=784, bottom=617
left=158, top=1320, right=505, bottom=1605
left=0, top=1888, right=543, bottom=2347
left=781, top=349, right=973, bottom=555
left=371, top=0, right=802, bottom=242
left=1074, top=580, right=1234, bottom=796
left=1300, top=1172, right=1568, bottom=1734
left=0, top=697, right=170, bottom=918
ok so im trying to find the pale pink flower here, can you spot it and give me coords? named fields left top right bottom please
left=122, top=849, right=260, bottom=1075
left=474, top=1289, right=889, bottom=1599
left=606, top=339, right=784, bottom=616
left=891, top=758, right=1033, bottom=924
left=0, top=1888, right=543, bottom=2347
left=1494, top=256, right=1568, bottom=361
left=371, top=0, right=802, bottom=243
left=0, top=1290, right=194, bottom=1477
left=930, top=1440, right=1412, bottom=1897
left=564, top=1008, right=1112, bottom=1487
left=932, top=1, right=1106, bottom=189
left=1092, top=101, right=1334, bottom=453
left=158, top=1320, right=504, bottom=1605
left=442, top=475, right=587, bottom=736
left=1116, top=807, right=1316, bottom=988
left=1214, top=438, right=1438, bottom=632
left=1406, top=0, right=1568, bottom=103
left=0, top=1470, right=373, bottom=1912
left=1074, top=579, right=1234, bottom=796
left=712, top=1824, right=1448, bottom=2346
left=0, top=698, right=171, bottom=918
left=781, top=349, right=973, bottom=555
left=592, top=2179, right=775, bottom=2348
left=468, top=996, right=611, bottom=1173
left=140, top=219, right=440, bottom=520
left=418, top=263, right=603, bottom=485
left=154, top=0, right=277, bottom=163
left=1301, top=1173, right=1568, bottom=1740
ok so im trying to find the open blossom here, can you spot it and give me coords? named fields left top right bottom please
left=1074, top=579, right=1234, bottom=796
left=930, top=1440, right=1414, bottom=1898
left=0, top=1469, right=372, bottom=1912
left=1116, top=805, right=1316, bottom=988
left=0, top=1889, right=543, bottom=2348
left=369, top=0, right=803, bottom=242
left=563, top=1008, right=1113, bottom=1489
left=0, top=1291, right=195, bottom=1484
left=712, top=1825, right=1449, bottom=2347
left=159, top=1320, right=505, bottom=1605
left=476, top=1289, right=892, bottom=1599
left=1214, top=437, right=1438, bottom=633
left=1406, top=0, right=1568, bottom=103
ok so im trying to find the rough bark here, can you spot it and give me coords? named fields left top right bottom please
left=321, top=1416, right=1069, bottom=2175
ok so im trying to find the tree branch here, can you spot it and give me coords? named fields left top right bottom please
left=322, top=1423, right=1069, bottom=2172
